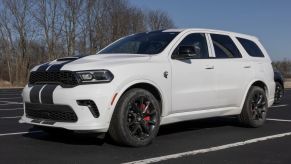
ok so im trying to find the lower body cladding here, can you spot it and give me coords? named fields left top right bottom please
left=19, top=84, right=116, bottom=132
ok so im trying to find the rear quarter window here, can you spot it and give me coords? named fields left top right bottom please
left=237, top=37, right=265, bottom=57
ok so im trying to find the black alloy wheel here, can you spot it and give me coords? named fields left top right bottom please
left=238, top=86, right=268, bottom=127
left=126, top=95, right=158, bottom=140
left=274, top=82, right=284, bottom=104
left=109, top=88, right=161, bottom=147
left=250, top=91, right=267, bottom=121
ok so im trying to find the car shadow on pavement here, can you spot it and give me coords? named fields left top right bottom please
left=23, top=127, right=107, bottom=146
left=22, top=117, right=241, bottom=146
left=158, top=116, right=241, bottom=136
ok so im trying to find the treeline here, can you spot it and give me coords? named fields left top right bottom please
left=0, top=0, right=175, bottom=85
left=273, top=59, right=291, bottom=78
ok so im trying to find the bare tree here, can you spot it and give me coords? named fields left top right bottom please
left=62, top=0, right=84, bottom=56
left=0, top=6, right=15, bottom=84
left=147, top=10, right=175, bottom=31
left=0, top=0, right=176, bottom=85
left=84, top=0, right=111, bottom=53
left=33, top=0, right=63, bottom=60
left=1, top=0, right=34, bottom=84
left=127, top=7, right=147, bottom=34
left=273, top=59, right=291, bottom=78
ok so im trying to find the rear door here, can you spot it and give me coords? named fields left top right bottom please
left=209, top=34, right=254, bottom=108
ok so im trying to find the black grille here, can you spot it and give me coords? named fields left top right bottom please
left=25, top=103, right=78, bottom=122
left=29, top=71, right=79, bottom=86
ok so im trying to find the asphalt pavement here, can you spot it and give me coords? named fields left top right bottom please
left=0, top=88, right=290, bottom=164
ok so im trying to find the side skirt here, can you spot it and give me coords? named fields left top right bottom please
left=160, top=107, right=241, bottom=125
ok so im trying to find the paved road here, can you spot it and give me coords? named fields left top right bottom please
left=0, top=88, right=290, bottom=164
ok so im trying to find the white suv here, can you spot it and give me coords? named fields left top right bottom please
left=20, top=29, right=275, bottom=147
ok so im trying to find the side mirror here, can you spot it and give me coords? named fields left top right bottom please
left=172, top=45, right=197, bottom=60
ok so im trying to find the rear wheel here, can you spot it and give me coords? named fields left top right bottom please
left=109, top=88, right=161, bottom=147
left=238, top=86, right=268, bottom=127
left=274, top=82, right=284, bottom=104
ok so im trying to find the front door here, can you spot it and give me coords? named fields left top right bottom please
left=171, top=33, right=217, bottom=113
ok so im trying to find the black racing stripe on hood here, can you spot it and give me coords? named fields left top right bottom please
left=32, top=56, right=84, bottom=105
left=47, top=56, right=84, bottom=72
left=36, top=63, right=50, bottom=71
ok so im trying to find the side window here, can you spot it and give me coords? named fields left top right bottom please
left=210, top=34, right=242, bottom=58
left=237, top=37, right=265, bottom=57
left=173, top=33, right=209, bottom=59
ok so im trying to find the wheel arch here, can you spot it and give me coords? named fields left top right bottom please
left=251, top=81, right=268, bottom=93
left=240, top=80, right=269, bottom=110
left=110, top=80, right=165, bottom=116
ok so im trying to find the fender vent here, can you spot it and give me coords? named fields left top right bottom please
left=77, top=100, right=100, bottom=118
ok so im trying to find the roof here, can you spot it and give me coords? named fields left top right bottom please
left=163, top=28, right=258, bottom=40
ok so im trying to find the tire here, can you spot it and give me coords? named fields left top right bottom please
left=109, top=88, right=161, bottom=147
left=274, top=82, right=284, bottom=104
left=238, top=86, right=268, bottom=127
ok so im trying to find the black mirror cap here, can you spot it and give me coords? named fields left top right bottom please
left=172, top=45, right=197, bottom=60
left=179, top=45, right=196, bottom=55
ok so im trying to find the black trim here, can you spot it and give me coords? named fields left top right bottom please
left=31, top=119, right=42, bottom=123
left=42, top=121, right=56, bottom=125
left=41, top=84, right=58, bottom=104
left=29, top=71, right=79, bottom=87
left=25, top=103, right=78, bottom=122
left=77, top=100, right=100, bottom=118
left=56, top=57, right=81, bottom=61
left=30, top=85, right=44, bottom=103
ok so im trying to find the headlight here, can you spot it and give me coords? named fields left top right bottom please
left=76, top=70, right=114, bottom=84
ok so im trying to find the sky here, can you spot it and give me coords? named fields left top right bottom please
left=129, top=0, right=291, bottom=61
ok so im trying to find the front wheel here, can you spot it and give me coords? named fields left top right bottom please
left=109, top=88, right=161, bottom=147
left=238, top=86, right=268, bottom=127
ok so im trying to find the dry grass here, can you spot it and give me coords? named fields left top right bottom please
left=0, top=80, right=24, bottom=88
left=0, top=80, right=12, bottom=87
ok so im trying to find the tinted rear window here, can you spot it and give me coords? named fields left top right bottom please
left=211, top=34, right=242, bottom=58
left=237, top=37, right=264, bottom=57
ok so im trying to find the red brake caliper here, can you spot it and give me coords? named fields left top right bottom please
left=140, top=104, right=150, bottom=123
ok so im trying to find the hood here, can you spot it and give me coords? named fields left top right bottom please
left=60, top=54, right=151, bottom=71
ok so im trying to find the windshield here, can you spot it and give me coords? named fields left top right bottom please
left=99, top=31, right=179, bottom=55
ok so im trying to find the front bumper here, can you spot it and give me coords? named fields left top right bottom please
left=19, top=84, right=116, bottom=132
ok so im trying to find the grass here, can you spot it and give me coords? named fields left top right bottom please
left=0, top=80, right=24, bottom=88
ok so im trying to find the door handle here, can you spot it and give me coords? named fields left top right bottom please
left=204, top=65, right=214, bottom=69
left=244, top=65, right=251, bottom=68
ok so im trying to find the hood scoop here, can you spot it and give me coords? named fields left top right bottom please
left=56, top=56, right=84, bottom=61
